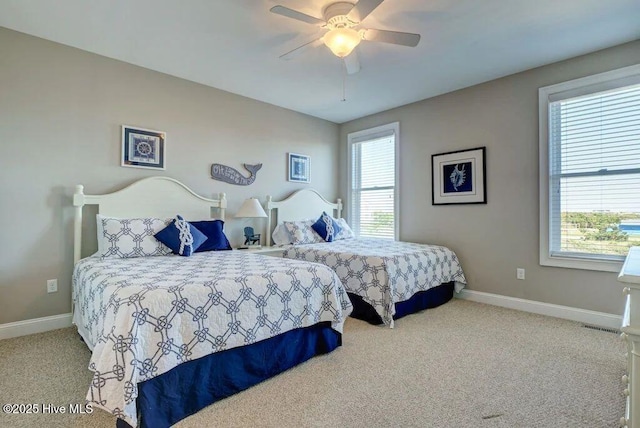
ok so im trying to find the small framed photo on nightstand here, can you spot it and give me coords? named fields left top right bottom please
left=121, top=125, right=166, bottom=170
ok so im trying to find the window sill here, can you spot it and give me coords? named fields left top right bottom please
left=540, top=253, right=623, bottom=273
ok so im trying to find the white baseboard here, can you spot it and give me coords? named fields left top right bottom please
left=456, top=290, right=622, bottom=330
left=0, top=313, right=73, bottom=340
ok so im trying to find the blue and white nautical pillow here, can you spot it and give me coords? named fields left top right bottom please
left=98, top=216, right=173, bottom=258
left=283, top=220, right=324, bottom=244
left=155, top=215, right=207, bottom=256
left=311, top=211, right=342, bottom=242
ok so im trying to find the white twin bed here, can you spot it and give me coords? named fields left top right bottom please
left=265, top=189, right=467, bottom=327
left=71, top=177, right=352, bottom=428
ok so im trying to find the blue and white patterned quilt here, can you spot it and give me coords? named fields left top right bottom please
left=72, top=251, right=352, bottom=427
left=282, top=238, right=466, bottom=327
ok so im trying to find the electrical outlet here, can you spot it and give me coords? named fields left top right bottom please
left=516, top=268, right=525, bottom=280
left=47, top=279, right=58, bottom=293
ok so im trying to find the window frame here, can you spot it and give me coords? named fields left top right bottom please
left=347, top=122, right=400, bottom=240
left=539, top=64, right=640, bottom=272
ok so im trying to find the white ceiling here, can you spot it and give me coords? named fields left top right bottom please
left=1, top=0, right=639, bottom=123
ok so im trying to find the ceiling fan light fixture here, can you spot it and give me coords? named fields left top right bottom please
left=323, top=27, right=361, bottom=58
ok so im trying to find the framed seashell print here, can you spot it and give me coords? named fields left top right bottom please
left=432, top=147, right=486, bottom=205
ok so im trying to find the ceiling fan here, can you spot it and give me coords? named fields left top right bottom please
left=270, top=0, right=421, bottom=74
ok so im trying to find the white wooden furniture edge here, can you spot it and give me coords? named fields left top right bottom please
left=618, top=247, right=640, bottom=427
left=72, top=176, right=227, bottom=314
left=620, top=247, right=640, bottom=284
left=265, top=189, right=342, bottom=247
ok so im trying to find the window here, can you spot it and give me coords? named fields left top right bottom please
left=348, top=122, right=399, bottom=239
left=539, top=65, right=640, bottom=272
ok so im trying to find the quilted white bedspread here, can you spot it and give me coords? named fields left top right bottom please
left=72, top=251, right=352, bottom=426
left=282, top=238, right=466, bottom=327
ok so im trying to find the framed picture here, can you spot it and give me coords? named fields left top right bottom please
left=121, top=125, right=166, bottom=170
left=432, top=147, right=486, bottom=205
left=288, top=153, right=310, bottom=183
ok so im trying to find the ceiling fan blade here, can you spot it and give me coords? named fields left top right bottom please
left=270, top=5, right=325, bottom=25
left=362, top=29, right=421, bottom=47
left=346, top=0, right=384, bottom=23
left=280, top=38, right=324, bottom=60
left=344, top=51, right=361, bottom=75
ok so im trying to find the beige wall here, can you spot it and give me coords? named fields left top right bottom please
left=1, top=25, right=637, bottom=326
left=0, top=28, right=339, bottom=324
left=340, top=40, right=640, bottom=316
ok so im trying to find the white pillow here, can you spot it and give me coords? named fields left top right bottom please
left=97, top=215, right=172, bottom=258
left=334, top=218, right=355, bottom=240
left=283, top=219, right=324, bottom=245
left=272, top=223, right=293, bottom=246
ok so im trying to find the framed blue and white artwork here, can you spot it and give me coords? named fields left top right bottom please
left=432, top=147, right=486, bottom=205
left=121, top=125, right=166, bottom=170
left=288, top=152, right=310, bottom=183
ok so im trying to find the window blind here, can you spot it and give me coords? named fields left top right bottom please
left=549, top=83, right=640, bottom=258
left=350, top=134, right=395, bottom=239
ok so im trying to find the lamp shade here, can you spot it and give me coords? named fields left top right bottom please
left=323, top=28, right=361, bottom=58
left=235, top=198, right=267, bottom=218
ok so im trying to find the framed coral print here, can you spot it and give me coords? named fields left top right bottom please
left=432, top=147, right=486, bottom=205
left=121, top=125, right=166, bottom=170
left=288, top=152, right=310, bottom=183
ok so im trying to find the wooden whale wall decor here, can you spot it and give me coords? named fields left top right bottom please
left=211, top=163, right=262, bottom=185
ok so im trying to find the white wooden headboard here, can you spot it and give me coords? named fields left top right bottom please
left=265, top=189, right=342, bottom=247
left=73, top=176, right=227, bottom=264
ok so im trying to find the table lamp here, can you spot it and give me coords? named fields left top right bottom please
left=235, top=198, right=268, bottom=249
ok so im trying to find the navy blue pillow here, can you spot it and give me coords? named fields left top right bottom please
left=311, top=211, right=342, bottom=242
left=190, top=220, right=232, bottom=252
left=155, top=215, right=207, bottom=256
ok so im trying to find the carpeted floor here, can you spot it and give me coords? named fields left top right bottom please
left=0, top=299, right=626, bottom=428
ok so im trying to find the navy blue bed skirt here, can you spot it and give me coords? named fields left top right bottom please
left=348, top=281, right=455, bottom=325
left=116, top=321, right=340, bottom=428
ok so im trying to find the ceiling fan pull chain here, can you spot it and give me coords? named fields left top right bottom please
left=341, top=63, right=347, bottom=102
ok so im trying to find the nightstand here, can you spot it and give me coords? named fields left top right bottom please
left=234, top=246, right=285, bottom=257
